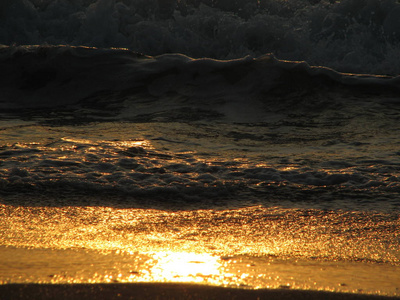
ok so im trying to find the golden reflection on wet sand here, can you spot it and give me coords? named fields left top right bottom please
left=138, top=251, right=221, bottom=285
left=1, top=246, right=400, bottom=296
left=0, top=204, right=399, bottom=296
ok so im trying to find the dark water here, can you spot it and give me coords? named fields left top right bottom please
left=0, top=45, right=400, bottom=213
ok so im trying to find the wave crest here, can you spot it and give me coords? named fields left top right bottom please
left=2, top=0, right=400, bottom=74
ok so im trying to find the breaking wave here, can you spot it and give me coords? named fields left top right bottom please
left=2, top=0, right=400, bottom=74
left=1, top=45, right=399, bottom=112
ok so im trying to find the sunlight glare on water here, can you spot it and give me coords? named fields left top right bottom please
left=139, top=251, right=221, bottom=283
left=0, top=204, right=399, bottom=295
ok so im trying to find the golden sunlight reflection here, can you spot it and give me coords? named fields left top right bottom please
left=140, top=252, right=221, bottom=283
left=61, top=137, right=151, bottom=148
left=114, top=140, right=151, bottom=148
left=0, top=204, right=399, bottom=295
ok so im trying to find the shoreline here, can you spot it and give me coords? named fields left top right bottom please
left=1, top=245, right=399, bottom=297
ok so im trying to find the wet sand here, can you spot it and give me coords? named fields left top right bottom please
left=1, top=245, right=399, bottom=298
left=1, top=283, right=399, bottom=300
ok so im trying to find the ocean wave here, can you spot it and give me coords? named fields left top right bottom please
left=0, top=45, right=399, bottom=116
left=1, top=0, right=400, bottom=74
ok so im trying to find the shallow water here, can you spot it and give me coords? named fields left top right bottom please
left=1, top=112, right=400, bottom=212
